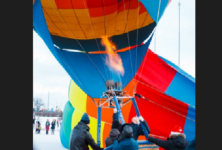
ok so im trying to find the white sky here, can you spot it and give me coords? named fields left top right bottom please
left=33, top=0, right=195, bottom=110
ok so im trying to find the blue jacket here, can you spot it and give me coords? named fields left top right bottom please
left=113, top=138, right=138, bottom=150
left=113, top=124, right=138, bottom=150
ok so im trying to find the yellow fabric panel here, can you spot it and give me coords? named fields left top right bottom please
left=92, top=23, right=105, bottom=30
left=78, top=18, right=92, bottom=25
left=115, top=20, right=126, bottom=33
left=84, top=29, right=96, bottom=39
left=41, top=0, right=57, bottom=9
left=72, top=30, right=86, bottom=39
left=62, top=16, right=79, bottom=24
left=69, top=80, right=87, bottom=112
left=80, top=24, right=92, bottom=31
left=100, top=121, right=105, bottom=148
left=62, top=30, right=75, bottom=39
left=127, top=8, right=140, bottom=20
left=67, top=24, right=82, bottom=31
left=106, top=25, right=115, bottom=37
left=105, top=12, right=117, bottom=21
left=50, top=15, right=63, bottom=22
left=88, top=117, right=98, bottom=149
left=74, top=9, right=90, bottom=18
left=94, top=28, right=105, bottom=37
left=54, top=22, right=69, bottom=30
left=44, top=8, right=59, bottom=16
left=116, top=11, right=128, bottom=22
left=59, top=9, right=76, bottom=17
left=135, top=12, right=148, bottom=28
left=105, top=18, right=116, bottom=28
left=71, top=110, right=82, bottom=130
left=126, top=19, right=136, bottom=31
left=91, top=16, right=105, bottom=24
left=142, top=13, right=154, bottom=27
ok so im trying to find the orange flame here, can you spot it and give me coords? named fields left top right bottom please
left=101, top=36, right=124, bottom=76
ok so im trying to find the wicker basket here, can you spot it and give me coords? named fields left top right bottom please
left=139, top=144, right=159, bottom=150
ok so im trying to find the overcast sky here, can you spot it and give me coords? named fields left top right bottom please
left=33, top=0, right=195, bottom=110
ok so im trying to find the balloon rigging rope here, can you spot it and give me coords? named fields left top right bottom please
left=135, top=0, right=162, bottom=90
left=134, top=79, right=195, bottom=122
left=82, top=0, right=110, bottom=80
left=47, top=0, right=107, bottom=83
left=122, top=0, right=134, bottom=81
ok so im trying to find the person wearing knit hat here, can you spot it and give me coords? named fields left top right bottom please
left=69, top=113, right=103, bottom=150
left=147, top=125, right=189, bottom=150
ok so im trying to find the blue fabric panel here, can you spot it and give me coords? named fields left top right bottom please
left=159, top=56, right=195, bottom=83
left=184, top=105, right=195, bottom=142
left=165, top=72, right=195, bottom=106
left=33, top=0, right=61, bottom=64
left=140, top=0, right=169, bottom=22
left=55, top=36, right=152, bottom=98
left=60, top=123, right=69, bottom=149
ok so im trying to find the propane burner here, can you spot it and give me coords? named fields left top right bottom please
left=104, top=80, right=124, bottom=107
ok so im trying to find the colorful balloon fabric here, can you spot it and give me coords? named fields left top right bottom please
left=33, top=0, right=171, bottom=98
left=60, top=49, right=195, bottom=149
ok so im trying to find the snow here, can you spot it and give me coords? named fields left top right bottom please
left=33, top=126, right=67, bottom=150
left=33, top=116, right=67, bottom=150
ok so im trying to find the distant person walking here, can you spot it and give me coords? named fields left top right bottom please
left=33, top=116, right=35, bottom=130
left=57, top=119, right=59, bottom=128
left=46, top=119, right=50, bottom=135
left=51, top=119, right=56, bottom=135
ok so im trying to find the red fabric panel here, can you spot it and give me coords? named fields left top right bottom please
left=135, top=49, right=177, bottom=92
left=103, top=124, right=112, bottom=148
left=103, top=0, right=118, bottom=7
left=139, top=2, right=147, bottom=14
left=55, top=0, right=73, bottom=9
left=129, top=82, right=189, bottom=140
left=118, top=0, right=130, bottom=13
left=87, top=0, right=103, bottom=8
left=89, top=7, right=104, bottom=17
left=71, top=0, right=88, bottom=9
left=129, top=0, right=139, bottom=9
left=104, top=4, right=118, bottom=16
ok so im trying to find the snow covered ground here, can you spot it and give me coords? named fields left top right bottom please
left=33, top=128, right=67, bottom=150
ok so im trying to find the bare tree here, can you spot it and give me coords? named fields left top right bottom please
left=33, top=98, right=45, bottom=111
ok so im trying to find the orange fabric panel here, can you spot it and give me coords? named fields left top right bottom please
left=103, top=124, right=112, bottom=148
left=74, top=9, right=89, bottom=18
left=89, top=7, right=104, bottom=17
left=71, top=0, right=88, bottom=9
left=44, top=8, right=59, bottom=16
left=41, top=0, right=58, bottom=9
left=58, top=9, right=76, bottom=17
left=104, top=4, right=118, bottom=16
left=86, top=96, right=98, bottom=119
left=55, top=0, right=73, bottom=9
left=62, top=17, right=79, bottom=24
left=91, top=16, right=105, bottom=24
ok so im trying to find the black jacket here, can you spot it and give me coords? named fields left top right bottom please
left=69, top=121, right=102, bottom=150
left=130, top=121, right=150, bottom=140
left=105, top=129, right=120, bottom=147
left=185, top=138, right=195, bottom=150
left=51, top=121, right=55, bottom=129
left=148, top=134, right=189, bottom=150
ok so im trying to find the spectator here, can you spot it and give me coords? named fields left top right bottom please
left=185, top=138, right=195, bottom=150
left=51, top=119, right=55, bottom=135
left=69, top=113, right=103, bottom=150
left=147, top=125, right=189, bottom=150
left=45, top=119, right=50, bottom=135
left=113, top=123, right=139, bottom=150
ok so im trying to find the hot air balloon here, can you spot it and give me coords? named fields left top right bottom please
left=33, top=0, right=171, bottom=98
left=60, top=49, right=195, bottom=150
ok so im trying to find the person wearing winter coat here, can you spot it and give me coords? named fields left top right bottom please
left=113, top=123, right=139, bottom=150
left=35, top=121, right=39, bottom=133
left=69, top=113, right=103, bottom=150
left=45, top=119, right=50, bottom=135
left=130, top=116, right=150, bottom=140
left=147, top=125, right=189, bottom=150
left=38, top=121, right=41, bottom=134
left=51, top=119, right=56, bottom=135
left=185, top=138, right=195, bottom=150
